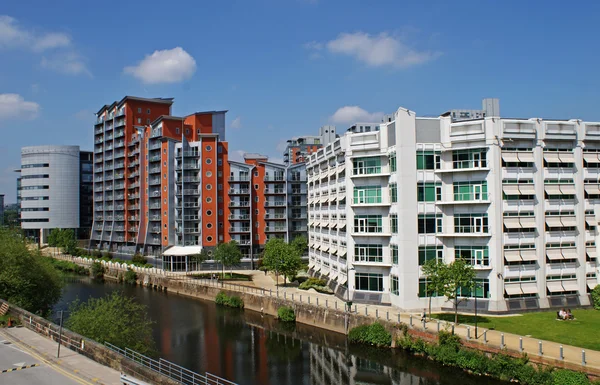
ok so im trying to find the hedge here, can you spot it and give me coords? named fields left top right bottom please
left=215, top=291, right=244, bottom=309
left=348, top=322, right=392, bottom=347
left=277, top=306, right=296, bottom=322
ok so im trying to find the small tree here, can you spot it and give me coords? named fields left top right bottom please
left=591, top=284, right=600, bottom=310
left=420, top=259, right=447, bottom=320
left=262, top=238, right=288, bottom=287
left=91, top=261, right=105, bottom=281
left=213, top=241, right=243, bottom=279
left=66, top=291, right=155, bottom=354
left=441, top=259, right=476, bottom=324
left=280, top=245, right=302, bottom=285
left=190, top=249, right=210, bottom=271
left=290, top=236, right=308, bottom=258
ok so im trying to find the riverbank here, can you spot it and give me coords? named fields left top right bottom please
left=48, top=254, right=600, bottom=376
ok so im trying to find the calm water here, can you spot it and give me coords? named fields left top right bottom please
left=54, top=277, right=505, bottom=385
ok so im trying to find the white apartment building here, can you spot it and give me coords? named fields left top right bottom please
left=307, top=107, right=600, bottom=313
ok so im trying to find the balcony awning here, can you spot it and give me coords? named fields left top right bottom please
left=586, top=216, right=597, bottom=226
left=504, top=250, right=522, bottom=262
left=503, top=218, right=523, bottom=229
left=587, top=279, right=598, bottom=290
left=560, top=216, right=577, bottom=227
left=322, top=198, right=329, bottom=203
left=559, top=152, right=575, bottom=163
left=559, top=184, right=576, bottom=195
left=584, top=153, right=600, bottom=163
left=504, top=284, right=523, bottom=295
left=545, top=217, right=564, bottom=228
left=546, top=249, right=564, bottom=260
left=501, top=152, right=520, bottom=162
left=322, top=246, right=329, bottom=253
left=543, top=152, right=561, bottom=163
left=503, top=185, right=521, bottom=195
left=547, top=281, right=565, bottom=292
left=521, top=282, right=539, bottom=294
left=562, top=280, right=579, bottom=292
left=163, top=245, right=202, bottom=257
left=544, top=185, right=562, bottom=195
left=518, top=184, right=536, bottom=195
left=584, top=184, right=600, bottom=195
left=520, top=249, right=538, bottom=261
left=330, top=196, right=337, bottom=202
left=340, top=249, right=347, bottom=257
left=587, top=247, right=597, bottom=259
left=562, top=248, right=578, bottom=259
left=338, top=274, right=348, bottom=285
left=332, top=222, right=338, bottom=229
left=517, top=152, right=535, bottom=162
left=520, top=217, right=537, bottom=228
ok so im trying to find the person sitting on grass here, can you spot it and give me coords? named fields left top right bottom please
left=566, top=309, right=574, bottom=320
left=558, top=308, right=566, bottom=320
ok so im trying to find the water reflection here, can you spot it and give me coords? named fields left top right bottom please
left=55, top=277, right=505, bottom=385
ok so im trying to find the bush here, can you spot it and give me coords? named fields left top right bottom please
left=124, top=269, right=137, bottom=285
left=92, top=250, right=103, bottom=258
left=551, top=370, right=590, bottom=385
left=298, top=277, right=333, bottom=293
left=91, top=261, right=104, bottom=280
left=438, top=330, right=461, bottom=350
left=277, top=306, right=296, bottom=322
left=348, top=322, right=392, bottom=347
left=214, top=291, right=244, bottom=309
left=48, top=259, right=88, bottom=275
left=132, top=253, right=147, bottom=265
left=102, top=251, right=113, bottom=260
left=591, top=285, right=600, bottom=310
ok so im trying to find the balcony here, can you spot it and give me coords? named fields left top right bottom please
left=149, top=178, right=161, bottom=185
left=149, top=216, right=161, bottom=221
left=149, top=155, right=161, bottom=162
left=95, top=138, right=104, bottom=144
left=178, top=177, right=201, bottom=183
left=114, top=162, right=125, bottom=169
left=264, top=188, right=285, bottom=194
left=264, top=175, right=285, bottom=182
left=184, top=228, right=200, bottom=234
left=291, top=189, right=307, bottom=194
left=149, top=143, right=162, bottom=151
left=229, top=176, right=250, bottom=182
left=128, top=161, right=139, bottom=168
left=128, top=183, right=140, bottom=189
left=115, top=141, right=125, bottom=149
left=177, top=189, right=200, bottom=196
left=128, top=171, right=139, bottom=178
left=149, top=204, right=161, bottom=210
left=229, top=201, right=250, bottom=207
left=150, top=227, right=161, bottom=234
left=114, top=172, right=124, bottom=179
left=149, top=167, right=161, bottom=174
left=114, top=183, right=125, bottom=190
left=292, top=226, right=307, bottom=232
left=229, top=227, right=251, bottom=233
left=265, top=226, right=287, bottom=232
left=291, top=213, right=307, bottom=219
left=127, top=193, right=139, bottom=199
left=94, top=156, right=103, bottom=163
left=265, top=213, right=286, bottom=220
left=115, top=129, right=125, bottom=138
left=229, top=188, right=250, bottom=195
left=229, top=215, right=250, bottom=220
left=264, top=201, right=286, bottom=207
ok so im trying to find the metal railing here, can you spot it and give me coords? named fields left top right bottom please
left=105, top=342, right=237, bottom=385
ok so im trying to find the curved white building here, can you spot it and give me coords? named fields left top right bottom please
left=19, top=145, right=81, bottom=242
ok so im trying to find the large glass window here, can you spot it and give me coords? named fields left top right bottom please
left=353, top=186, right=382, bottom=204
left=454, top=214, right=488, bottom=233
left=418, top=214, right=442, bottom=234
left=455, top=246, right=489, bottom=266
left=417, top=182, right=442, bottom=202
left=391, top=244, right=398, bottom=264
left=418, top=246, right=443, bottom=265
left=457, top=278, right=490, bottom=298
left=452, top=149, right=487, bottom=169
left=453, top=181, right=487, bottom=201
left=353, top=157, right=382, bottom=175
left=390, top=214, right=398, bottom=233
left=389, top=152, right=397, bottom=172
left=354, top=244, right=383, bottom=262
left=391, top=275, right=399, bottom=295
left=416, top=151, right=440, bottom=170
left=389, top=183, right=397, bottom=203
left=354, top=215, right=382, bottom=233
left=355, top=273, right=383, bottom=292
left=419, top=278, right=439, bottom=297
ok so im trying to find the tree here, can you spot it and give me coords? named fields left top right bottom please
left=262, top=238, right=288, bottom=288
left=290, top=236, right=308, bottom=258
left=420, top=259, right=447, bottom=321
left=66, top=291, right=155, bottom=355
left=2, top=208, right=19, bottom=227
left=0, top=229, right=63, bottom=315
left=440, top=259, right=476, bottom=324
left=213, top=241, right=243, bottom=279
left=280, top=245, right=302, bottom=285
left=190, top=249, right=210, bottom=270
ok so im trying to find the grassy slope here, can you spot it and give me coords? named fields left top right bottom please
left=433, top=309, right=600, bottom=351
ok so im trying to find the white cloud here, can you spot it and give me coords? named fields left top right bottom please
left=0, top=15, right=71, bottom=52
left=124, top=47, right=196, bottom=84
left=41, top=52, right=91, bottom=76
left=306, top=31, right=440, bottom=68
left=330, top=106, right=384, bottom=124
left=230, top=117, right=242, bottom=129
left=0, top=94, right=40, bottom=121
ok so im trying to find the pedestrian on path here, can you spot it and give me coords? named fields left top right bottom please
left=420, top=308, right=426, bottom=322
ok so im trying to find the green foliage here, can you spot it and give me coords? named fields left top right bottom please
left=348, top=322, right=392, bottom=347
left=591, top=285, right=600, bottom=310
left=441, top=259, right=476, bottom=324
left=263, top=238, right=303, bottom=285
left=2, top=208, right=19, bottom=227
left=91, top=261, right=104, bottom=280
left=48, top=229, right=77, bottom=250
left=551, top=370, right=591, bottom=385
left=190, top=249, right=210, bottom=265
left=298, top=277, right=333, bottom=293
left=47, top=258, right=89, bottom=275
left=290, top=236, right=308, bottom=256
left=66, top=291, right=155, bottom=355
left=102, top=251, right=113, bottom=260
left=438, top=330, right=461, bottom=349
left=0, top=229, right=63, bottom=316
left=214, top=291, right=244, bottom=309
left=92, top=249, right=103, bottom=258
left=213, top=241, right=243, bottom=274
left=131, top=253, right=146, bottom=265
left=124, top=269, right=137, bottom=285
left=277, top=306, right=296, bottom=322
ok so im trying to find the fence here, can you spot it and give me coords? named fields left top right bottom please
left=105, top=342, right=236, bottom=385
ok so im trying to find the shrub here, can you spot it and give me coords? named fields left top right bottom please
left=91, top=261, right=104, bottom=280
left=591, top=285, right=600, bottom=310
left=132, top=253, right=147, bottom=265
left=92, top=250, right=103, bottom=258
left=551, top=369, right=590, bottom=385
left=277, top=306, right=296, bottom=322
left=214, top=291, right=244, bottom=309
left=348, top=322, right=391, bottom=347
left=299, top=277, right=326, bottom=289
left=438, top=330, right=461, bottom=350
left=102, top=251, right=113, bottom=260
left=124, top=269, right=137, bottom=285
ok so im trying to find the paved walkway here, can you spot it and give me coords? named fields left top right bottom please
left=0, top=327, right=122, bottom=385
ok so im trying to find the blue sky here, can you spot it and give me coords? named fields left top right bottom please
left=1, top=0, right=600, bottom=202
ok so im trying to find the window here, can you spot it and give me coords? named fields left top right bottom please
left=391, top=244, right=398, bottom=264
left=254, top=184, right=259, bottom=190
left=217, top=159, right=222, bottom=166
left=206, top=184, right=212, bottom=190
left=454, top=181, right=488, bottom=201
left=206, top=145, right=212, bottom=151
left=22, top=163, right=49, bottom=168
left=21, top=207, right=49, bottom=212
left=389, top=183, right=397, bottom=203
left=137, top=118, right=141, bottom=124
left=352, top=157, right=381, bottom=175
left=206, top=171, right=212, bottom=177
left=390, top=214, right=398, bottom=233
left=454, top=214, right=488, bottom=233
left=354, top=215, right=382, bottom=233
left=186, top=129, right=190, bottom=135
left=355, top=273, right=383, bottom=292
left=391, top=275, right=399, bottom=295
left=254, top=196, right=259, bottom=202
left=21, top=174, right=49, bottom=179
left=146, top=119, right=150, bottom=124
left=206, top=236, right=213, bottom=242
left=137, top=108, right=142, bottom=113
left=354, top=244, right=383, bottom=262
left=353, top=186, right=382, bottom=204
left=218, top=184, right=222, bottom=190
left=389, top=152, right=397, bottom=172
left=254, top=171, right=259, bottom=177
left=416, top=151, right=440, bottom=170
left=206, top=158, right=212, bottom=164
left=452, top=149, right=487, bottom=169
left=455, top=246, right=489, bottom=266
left=207, top=210, right=212, bottom=216
left=418, top=214, right=442, bottom=234
left=419, top=278, right=440, bottom=297
left=206, top=223, right=212, bottom=228
left=206, top=197, right=212, bottom=203
left=218, top=209, right=223, bottom=216
left=176, top=128, right=180, bottom=134
left=418, top=246, right=443, bottom=265
left=417, top=182, right=442, bottom=202
left=458, top=278, right=490, bottom=298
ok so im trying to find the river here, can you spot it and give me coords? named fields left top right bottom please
left=54, top=277, right=505, bottom=385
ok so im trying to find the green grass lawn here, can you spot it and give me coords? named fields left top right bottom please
left=432, top=309, right=600, bottom=351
